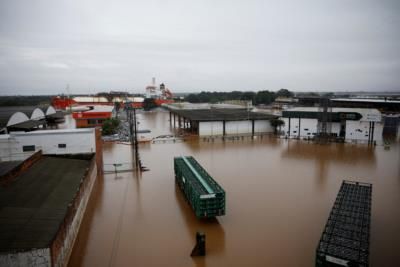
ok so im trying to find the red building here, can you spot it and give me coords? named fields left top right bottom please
left=72, top=106, right=114, bottom=128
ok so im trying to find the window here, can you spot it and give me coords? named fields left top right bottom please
left=88, top=119, right=98, bottom=125
left=293, top=131, right=297, bottom=133
left=22, top=145, right=35, bottom=152
left=58, top=144, right=67, bottom=148
left=304, top=128, right=309, bottom=131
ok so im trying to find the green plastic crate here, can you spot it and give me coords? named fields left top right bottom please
left=174, top=156, right=225, bottom=218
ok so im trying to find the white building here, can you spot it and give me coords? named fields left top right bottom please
left=280, top=107, right=383, bottom=144
left=169, top=108, right=276, bottom=137
left=0, top=128, right=97, bottom=161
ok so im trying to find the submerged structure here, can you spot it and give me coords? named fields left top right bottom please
left=316, top=180, right=372, bottom=267
left=174, top=156, right=225, bottom=218
left=281, top=107, right=383, bottom=144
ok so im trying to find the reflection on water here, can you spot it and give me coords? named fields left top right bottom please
left=69, top=111, right=400, bottom=267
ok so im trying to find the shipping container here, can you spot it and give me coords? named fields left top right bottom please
left=174, top=156, right=225, bottom=218
left=316, top=180, right=372, bottom=267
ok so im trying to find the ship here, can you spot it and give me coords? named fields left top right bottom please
left=51, top=78, right=174, bottom=110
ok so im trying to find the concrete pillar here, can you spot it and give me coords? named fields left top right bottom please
left=95, top=127, right=103, bottom=174
left=298, top=117, right=301, bottom=138
left=252, top=120, right=255, bottom=138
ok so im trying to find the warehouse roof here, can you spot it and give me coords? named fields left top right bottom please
left=7, top=119, right=45, bottom=131
left=332, top=98, right=400, bottom=104
left=170, top=109, right=277, bottom=121
left=0, top=161, right=22, bottom=177
left=0, top=106, right=58, bottom=130
left=0, top=155, right=93, bottom=252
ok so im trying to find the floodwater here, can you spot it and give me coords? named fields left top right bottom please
left=68, top=110, right=400, bottom=267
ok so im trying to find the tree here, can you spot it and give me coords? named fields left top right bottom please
left=255, top=90, right=276, bottom=105
left=270, top=118, right=285, bottom=134
left=114, top=102, right=121, bottom=117
left=102, top=118, right=120, bottom=135
left=276, top=89, right=294, bottom=98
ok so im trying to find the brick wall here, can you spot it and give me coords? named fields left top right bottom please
left=0, top=150, right=42, bottom=186
left=50, top=157, right=98, bottom=267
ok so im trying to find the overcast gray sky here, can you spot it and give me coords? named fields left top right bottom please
left=0, top=0, right=399, bottom=95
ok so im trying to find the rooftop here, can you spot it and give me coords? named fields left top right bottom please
left=170, top=109, right=277, bottom=121
left=0, top=155, right=93, bottom=252
left=332, top=98, right=400, bottom=104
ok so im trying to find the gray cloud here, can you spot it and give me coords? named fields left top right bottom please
left=0, top=0, right=399, bottom=95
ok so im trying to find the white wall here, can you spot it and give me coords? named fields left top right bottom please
left=225, top=121, right=251, bottom=135
left=199, top=122, right=223, bottom=136
left=281, top=118, right=318, bottom=138
left=0, top=129, right=96, bottom=161
left=31, top=108, right=45, bottom=120
left=199, top=120, right=274, bottom=136
left=7, top=112, right=29, bottom=126
left=345, top=121, right=383, bottom=143
left=254, top=120, right=273, bottom=133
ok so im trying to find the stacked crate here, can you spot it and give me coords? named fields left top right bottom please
left=174, top=156, right=225, bottom=218
left=316, top=180, right=372, bottom=267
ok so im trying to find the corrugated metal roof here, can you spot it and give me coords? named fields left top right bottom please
left=0, top=156, right=93, bottom=252
left=170, top=109, right=277, bottom=121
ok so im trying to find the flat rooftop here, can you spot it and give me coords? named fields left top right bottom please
left=170, top=109, right=277, bottom=121
left=0, top=155, right=92, bottom=252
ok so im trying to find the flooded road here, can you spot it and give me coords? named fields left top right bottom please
left=69, top=110, right=400, bottom=267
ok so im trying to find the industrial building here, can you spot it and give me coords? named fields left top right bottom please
left=168, top=108, right=277, bottom=137
left=0, top=128, right=98, bottom=162
left=72, top=105, right=114, bottom=128
left=280, top=107, right=383, bottom=143
left=0, top=106, right=63, bottom=134
left=0, top=128, right=102, bottom=267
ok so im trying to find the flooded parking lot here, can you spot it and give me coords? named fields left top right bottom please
left=68, top=110, right=400, bottom=267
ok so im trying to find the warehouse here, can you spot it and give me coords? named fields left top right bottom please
left=0, top=128, right=98, bottom=162
left=0, top=154, right=98, bottom=267
left=0, top=128, right=102, bottom=267
left=280, top=107, right=383, bottom=143
left=168, top=108, right=277, bottom=137
left=72, top=105, right=114, bottom=128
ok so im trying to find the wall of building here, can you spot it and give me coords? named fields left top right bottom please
left=199, top=122, right=223, bottom=136
left=0, top=129, right=97, bottom=161
left=345, top=121, right=383, bottom=143
left=281, top=117, right=384, bottom=143
left=281, top=118, right=318, bottom=138
left=225, top=121, right=251, bottom=135
left=75, top=119, right=106, bottom=128
left=51, top=158, right=98, bottom=267
left=0, top=248, right=51, bottom=267
left=254, top=120, right=273, bottom=133
left=199, top=120, right=273, bottom=136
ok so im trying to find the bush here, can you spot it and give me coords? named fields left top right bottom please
left=102, top=118, right=120, bottom=135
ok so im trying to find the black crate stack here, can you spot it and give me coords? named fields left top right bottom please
left=316, top=180, right=372, bottom=267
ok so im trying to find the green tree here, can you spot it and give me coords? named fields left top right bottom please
left=270, top=118, right=285, bottom=134
left=276, top=89, right=294, bottom=98
left=102, top=118, right=120, bottom=135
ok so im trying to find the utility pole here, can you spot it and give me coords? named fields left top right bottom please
left=126, top=102, right=144, bottom=172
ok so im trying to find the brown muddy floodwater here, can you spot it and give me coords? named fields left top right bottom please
left=69, top=110, right=400, bottom=267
